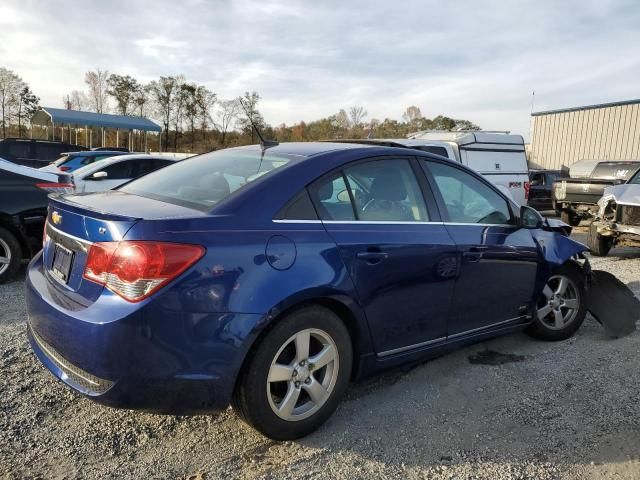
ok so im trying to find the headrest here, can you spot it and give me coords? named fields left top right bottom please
left=370, top=170, right=407, bottom=201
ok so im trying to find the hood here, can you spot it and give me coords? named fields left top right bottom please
left=602, top=184, right=640, bottom=206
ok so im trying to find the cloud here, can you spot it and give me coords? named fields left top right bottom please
left=1, top=0, right=639, bottom=140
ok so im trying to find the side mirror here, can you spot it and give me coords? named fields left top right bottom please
left=336, top=189, right=351, bottom=203
left=90, top=171, right=108, bottom=180
left=520, top=205, right=544, bottom=229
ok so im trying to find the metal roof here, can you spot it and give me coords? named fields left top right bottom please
left=532, top=98, right=640, bottom=117
left=32, top=107, right=162, bottom=132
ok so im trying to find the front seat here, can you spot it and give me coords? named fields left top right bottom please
left=360, top=170, right=413, bottom=221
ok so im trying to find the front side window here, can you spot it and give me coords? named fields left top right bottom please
left=310, top=158, right=429, bottom=222
left=426, top=161, right=512, bottom=225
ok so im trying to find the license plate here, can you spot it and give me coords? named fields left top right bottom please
left=52, top=244, right=74, bottom=283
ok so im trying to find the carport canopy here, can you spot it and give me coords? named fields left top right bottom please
left=32, top=107, right=161, bottom=132
left=31, top=107, right=162, bottom=150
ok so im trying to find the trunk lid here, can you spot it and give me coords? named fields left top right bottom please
left=43, top=191, right=208, bottom=306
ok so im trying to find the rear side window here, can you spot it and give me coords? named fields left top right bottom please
left=121, top=148, right=295, bottom=211
left=309, top=173, right=355, bottom=221
left=275, top=190, right=318, bottom=220
left=425, top=161, right=512, bottom=225
left=98, top=161, right=136, bottom=180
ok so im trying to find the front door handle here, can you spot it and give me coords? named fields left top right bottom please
left=463, top=246, right=488, bottom=262
left=356, top=250, right=389, bottom=264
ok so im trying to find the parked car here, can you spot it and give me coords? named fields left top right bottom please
left=70, top=154, right=184, bottom=193
left=26, top=142, right=590, bottom=440
left=92, top=146, right=129, bottom=152
left=0, top=138, right=87, bottom=168
left=553, top=161, right=640, bottom=226
left=0, top=156, right=73, bottom=282
left=404, top=131, right=531, bottom=206
left=528, top=169, right=561, bottom=211
left=587, top=169, right=640, bottom=256
left=40, top=150, right=129, bottom=173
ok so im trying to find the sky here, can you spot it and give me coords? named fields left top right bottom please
left=1, top=0, right=639, bottom=140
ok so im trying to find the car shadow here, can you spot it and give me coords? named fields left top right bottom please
left=294, top=317, right=640, bottom=472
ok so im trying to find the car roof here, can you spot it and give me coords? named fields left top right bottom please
left=62, top=150, right=128, bottom=157
left=223, top=142, right=379, bottom=159
left=72, top=153, right=182, bottom=176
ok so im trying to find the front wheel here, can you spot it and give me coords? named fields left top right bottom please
left=525, top=263, right=587, bottom=341
left=232, top=305, right=352, bottom=440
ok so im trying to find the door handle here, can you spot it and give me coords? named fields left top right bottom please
left=356, top=250, right=389, bottom=264
left=463, top=246, right=487, bottom=262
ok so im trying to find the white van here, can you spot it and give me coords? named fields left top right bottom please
left=399, top=131, right=531, bottom=206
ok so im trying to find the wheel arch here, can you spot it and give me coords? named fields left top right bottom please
left=234, top=290, right=375, bottom=396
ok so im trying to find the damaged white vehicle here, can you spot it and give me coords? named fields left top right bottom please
left=588, top=170, right=640, bottom=256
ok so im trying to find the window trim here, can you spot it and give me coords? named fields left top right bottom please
left=419, top=157, right=517, bottom=226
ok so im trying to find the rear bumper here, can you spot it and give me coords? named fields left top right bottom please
left=26, top=253, right=264, bottom=414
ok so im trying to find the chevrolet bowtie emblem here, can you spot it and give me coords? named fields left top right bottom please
left=51, top=211, right=62, bottom=225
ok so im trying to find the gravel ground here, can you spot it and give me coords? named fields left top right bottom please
left=1, top=229, right=639, bottom=480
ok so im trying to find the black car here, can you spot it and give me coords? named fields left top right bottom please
left=528, top=169, right=561, bottom=211
left=0, top=156, right=73, bottom=282
left=0, top=138, right=87, bottom=168
left=92, top=146, right=129, bottom=152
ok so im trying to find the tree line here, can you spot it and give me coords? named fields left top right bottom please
left=1, top=66, right=480, bottom=153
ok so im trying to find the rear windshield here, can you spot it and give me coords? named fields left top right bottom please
left=120, top=148, right=296, bottom=211
left=53, top=155, right=71, bottom=166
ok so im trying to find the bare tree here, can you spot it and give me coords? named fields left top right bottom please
left=402, top=106, right=422, bottom=123
left=0, top=67, right=23, bottom=137
left=213, top=99, right=239, bottom=147
left=85, top=68, right=109, bottom=113
left=237, top=91, right=265, bottom=143
left=349, top=105, right=367, bottom=127
left=62, top=90, right=87, bottom=110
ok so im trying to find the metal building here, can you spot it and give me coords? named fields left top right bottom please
left=528, top=99, right=640, bottom=170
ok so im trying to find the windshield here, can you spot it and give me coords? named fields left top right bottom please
left=120, top=148, right=296, bottom=211
left=629, top=170, right=640, bottom=185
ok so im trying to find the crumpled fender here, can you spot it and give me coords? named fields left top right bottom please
left=529, top=229, right=589, bottom=266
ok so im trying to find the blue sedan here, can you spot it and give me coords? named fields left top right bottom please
left=26, top=142, right=589, bottom=439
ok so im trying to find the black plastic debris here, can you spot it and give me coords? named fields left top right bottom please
left=586, top=270, right=639, bottom=338
left=468, top=350, right=525, bottom=365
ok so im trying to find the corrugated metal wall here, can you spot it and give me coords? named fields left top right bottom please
left=528, top=101, right=640, bottom=169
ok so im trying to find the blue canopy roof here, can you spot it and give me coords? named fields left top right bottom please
left=32, top=107, right=162, bottom=132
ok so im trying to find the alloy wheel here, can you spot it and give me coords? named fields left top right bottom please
left=266, top=328, right=339, bottom=421
left=537, top=274, right=581, bottom=330
left=0, top=238, right=11, bottom=276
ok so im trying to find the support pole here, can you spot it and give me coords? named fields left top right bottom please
left=116, top=128, right=119, bottom=147
left=89, top=128, right=93, bottom=149
left=102, top=127, right=105, bottom=147
left=158, top=132, right=162, bottom=152
left=51, top=121, right=55, bottom=141
left=75, top=128, right=78, bottom=145
left=144, top=131, right=148, bottom=152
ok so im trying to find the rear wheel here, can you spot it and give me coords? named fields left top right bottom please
left=587, top=222, right=612, bottom=256
left=525, top=263, right=587, bottom=341
left=0, top=227, right=21, bottom=284
left=232, top=305, right=352, bottom=440
left=561, top=210, right=581, bottom=227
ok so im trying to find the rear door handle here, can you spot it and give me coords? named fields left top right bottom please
left=463, top=246, right=488, bottom=262
left=356, top=251, right=389, bottom=264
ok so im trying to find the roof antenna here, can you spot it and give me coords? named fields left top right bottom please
left=238, top=98, right=278, bottom=150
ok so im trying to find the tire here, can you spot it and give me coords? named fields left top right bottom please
left=232, top=305, right=352, bottom=440
left=525, top=262, right=587, bottom=341
left=0, top=227, right=22, bottom=284
left=560, top=210, right=581, bottom=227
left=587, top=222, right=612, bottom=257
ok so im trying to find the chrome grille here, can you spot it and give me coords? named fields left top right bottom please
left=619, top=205, right=640, bottom=226
left=29, top=325, right=113, bottom=394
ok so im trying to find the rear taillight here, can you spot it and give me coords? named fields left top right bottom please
left=59, top=166, right=71, bottom=172
left=36, top=182, right=75, bottom=194
left=524, top=181, right=531, bottom=200
left=83, top=241, right=205, bottom=302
